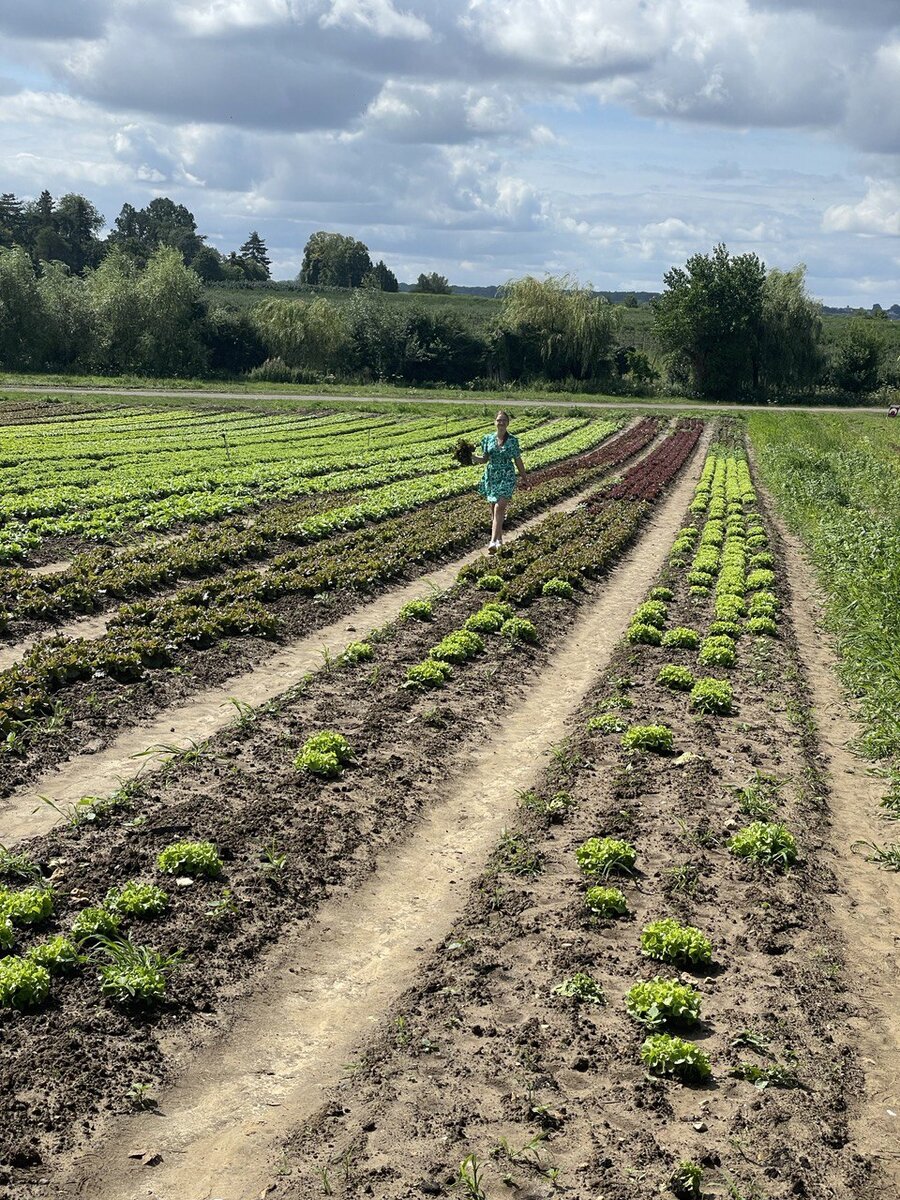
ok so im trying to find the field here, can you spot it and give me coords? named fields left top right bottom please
left=0, top=394, right=897, bottom=1200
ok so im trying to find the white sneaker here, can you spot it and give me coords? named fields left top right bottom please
left=487, top=540, right=498, bottom=554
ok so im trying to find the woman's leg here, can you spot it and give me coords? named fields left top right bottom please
left=489, top=502, right=497, bottom=546
left=492, top=497, right=509, bottom=543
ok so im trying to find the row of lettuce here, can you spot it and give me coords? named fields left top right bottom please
left=0, top=420, right=704, bottom=1012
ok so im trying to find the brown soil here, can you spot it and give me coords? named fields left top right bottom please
left=3, top=436, right=708, bottom=1199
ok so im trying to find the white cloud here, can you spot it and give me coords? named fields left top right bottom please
left=824, top=180, right=900, bottom=236
left=321, top=0, right=431, bottom=40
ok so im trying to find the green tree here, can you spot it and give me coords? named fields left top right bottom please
left=653, top=243, right=767, bottom=399
left=109, top=198, right=204, bottom=266
left=83, top=247, right=145, bottom=373
left=239, top=231, right=271, bottom=278
left=831, top=318, right=884, bottom=394
left=299, top=231, right=373, bottom=288
left=37, top=261, right=94, bottom=368
left=53, top=193, right=105, bottom=272
left=413, top=271, right=451, bottom=294
left=0, top=247, right=46, bottom=368
left=759, top=265, right=823, bottom=396
left=137, top=246, right=207, bottom=376
left=190, top=245, right=226, bottom=283
left=496, top=274, right=620, bottom=381
left=254, top=297, right=347, bottom=372
left=0, top=194, right=25, bottom=248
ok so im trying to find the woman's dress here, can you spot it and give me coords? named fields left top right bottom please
left=477, top=432, right=521, bottom=502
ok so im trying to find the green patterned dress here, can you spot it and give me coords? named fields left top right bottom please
left=477, top=432, right=521, bottom=503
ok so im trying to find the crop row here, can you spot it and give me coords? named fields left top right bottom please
left=0, top=417, right=645, bottom=632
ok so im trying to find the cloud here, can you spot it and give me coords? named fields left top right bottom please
left=0, top=0, right=112, bottom=41
left=823, top=180, right=900, bottom=236
left=362, top=81, right=523, bottom=142
left=320, top=0, right=431, bottom=40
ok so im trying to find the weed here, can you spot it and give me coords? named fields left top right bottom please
left=261, top=838, right=288, bottom=886
left=576, top=836, right=636, bottom=879
left=125, top=1081, right=157, bottom=1110
left=92, top=936, right=181, bottom=1007
left=455, top=1153, right=487, bottom=1199
left=675, top=819, right=717, bottom=849
left=549, top=736, right=583, bottom=774
left=729, top=822, right=798, bottom=869
left=625, top=977, right=701, bottom=1029
left=734, top=770, right=781, bottom=819
left=669, top=1160, right=704, bottom=1199
left=132, top=739, right=211, bottom=766
left=225, top=697, right=256, bottom=729
left=640, top=918, right=713, bottom=967
left=852, top=840, right=900, bottom=870
left=493, top=830, right=542, bottom=877
left=731, top=1028, right=771, bottom=1056
left=553, top=971, right=606, bottom=1004
left=730, top=1061, right=801, bottom=1089
left=157, top=840, right=223, bottom=878
left=0, top=845, right=41, bottom=884
left=640, top=1033, right=711, bottom=1083
left=518, top=788, right=572, bottom=820
left=665, top=863, right=701, bottom=897
left=206, top=887, right=238, bottom=919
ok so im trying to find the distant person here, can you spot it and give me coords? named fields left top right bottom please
left=472, top=410, right=529, bottom=552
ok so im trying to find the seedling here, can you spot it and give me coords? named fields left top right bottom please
left=26, top=935, right=83, bottom=976
left=206, top=887, right=238, bottom=919
left=661, top=627, right=700, bottom=650
left=542, top=577, right=574, bottom=599
left=576, top=836, right=636, bottom=879
left=698, top=637, right=736, bottom=668
left=554, top=971, right=605, bottom=1004
left=294, top=731, right=354, bottom=778
left=640, top=918, right=712, bottom=967
left=261, top=837, right=288, bottom=885
left=404, top=659, right=452, bottom=688
left=657, top=664, right=695, bottom=691
left=583, top=885, right=628, bottom=918
left=71, top=905, right=122, bottom=942
left=500, top=617, right=537, bottom=643
left=634, top=600, right=668, bottom=628
left=853, top=840, right=900, bottom=871
left=625, top=977, right=701, bottom=1029
left=341, top=641, right=374, bottom=664
left=104, top=880, right=169, bottom=918
left=126, top=1081, right=157, bottom=1111
left=477, top=574, right=504, bottom=592
left=621, top=724, right=674, bottom=754
left=690, top=677, right=734, bottom=715
left=640, top=1033, right=711, bottom=1083
left=0, top=956, right=51, bottom=1011
left=649, top=586, right=675, bottom=601
left=399, top=598, right=433, bottom=621
left=587, top=711, right=628, bottom=734
left=156, top=840, right=223, bottom=878
left=729, top=822, right=798, bottom=869
left=464, top=606, right=506, bottom=633
left=430, top=630, right=485, bottom=663
left=0, top=885, right=54, bottom=926
left=745, top=616, right=777, bottom=637
left=627, top=622, right=662, bottom=645
left=669, top=1160, right=704, bottom=1199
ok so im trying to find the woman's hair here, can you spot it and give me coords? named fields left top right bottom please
left=495, top=410, right=510, bottom=422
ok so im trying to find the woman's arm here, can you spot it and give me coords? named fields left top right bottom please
left=515, top=455, right=529, bottom=487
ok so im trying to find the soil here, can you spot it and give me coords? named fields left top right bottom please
left=1, top=432, right=708, bottom=1198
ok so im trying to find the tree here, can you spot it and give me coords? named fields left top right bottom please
left=0, top=248, right=46, bottom=368
left=0, top=194, right=25, bottom=248
left=831, top=318, right=883, bottom=394
left=254, top=297, right=347, bottom=372
left=652, top=243, right=767, bottom=399
left=239, top=231, right=271, bottom=278
left=108, top=198, right=204, bottom=266
left=53, top=193, right=104, bottom=272
left=413, top=271, right=451, bottom=294
left=495, top=274, right=620, bottom=381
left=363, top=259, right=398, bottom=292
left=83, top=247, right=145, bottom=373
left=37, top=261, right=94, bottom=368
left=758, top=266, right=823, bottom=396
left=299, top=231, right=373, bottom=288
left=137, top=246, right=207, bottom=376
left=190, top=245, right=226, bottom=283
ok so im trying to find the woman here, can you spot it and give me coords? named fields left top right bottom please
left=474, top=410, right=528, bottom=552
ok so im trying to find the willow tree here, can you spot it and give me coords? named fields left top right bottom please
left=254, top=297, right=348, bottom=372
left=495, top=274, right=620, bottom=381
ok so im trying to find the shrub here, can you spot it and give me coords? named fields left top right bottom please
left=542, top=577, right=574, bottom=599
left=689, top=677, right=734, bottom=715
left=477, top=574, right=505, bottom=592
left=71, top=906, right=122, bottom=942
left=0, top=886, right=54, bottom=926
left=745, top=616, right=777, bottom=637
left=104, top=881, right=170, bottom=919
left=94, top=937, right=181, bottom=1008
left=583, top=885, right=628, bottom=917
left=627, top=622, right=662, bottom=645
left=728, top=821, right=798, bottom=868
left=698, top=638, right=736, bottom=668
left=0, top=957, right=51, bottom=1010
left=26, top=935, right=82, bottom=976
left=405, top=660, right=452, bottom=688
left=657, top=664, right=695, bottom=691
left=554, top=971, right=605, bottom=1004
left=500, top=617, right=537, bottom=643
left=430, top=629, right=485, bottom=662
left=640, top=1033, right=711, bottom=1083
left=649, top=587, right=674, bottom=601
left=576, top=837, right=637, bottom=879
left=625, top=977, right=702, bottom=1028
left=622, top=724, right=674, bottom=753
left=342, top=641, right=374, bottom=664
left=294, top=730, right=354, bottom=777
left=640, top=918, right=712, bottom=966
left=399, top=599, right=433, bottom=621
left=156, top=840, right=223, bottom=878
left=634, top=600, right=668, bottom=628
left=587, top=711, right=628, bottom=734
left=661, top=627, right=700, bottom=650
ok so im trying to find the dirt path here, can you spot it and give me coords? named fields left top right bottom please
left=771, top=509, right=900, bottom=1193
left=0, top=427, right=684, bottom=847
left=57, top=428, right=709, bottom=1200
left=0, top=381, right=886, bottom=414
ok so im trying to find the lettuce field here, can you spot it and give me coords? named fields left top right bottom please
left=0, top=394, right=896, bottom=1200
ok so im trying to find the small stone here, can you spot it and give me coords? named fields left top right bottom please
left=175, top=876, right=195, bottom=888
left=692, top=1121, right=708, bottom=1132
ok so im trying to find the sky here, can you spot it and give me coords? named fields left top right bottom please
left=2, top=0, right=900, bottom=304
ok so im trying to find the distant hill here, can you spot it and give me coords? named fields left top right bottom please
left=399, top=283, right=659, bottom=305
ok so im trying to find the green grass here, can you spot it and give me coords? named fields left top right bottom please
left=748, top=412, right=900, bottom=761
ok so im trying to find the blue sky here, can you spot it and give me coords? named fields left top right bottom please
left=1, top=0, right=900, bottom=305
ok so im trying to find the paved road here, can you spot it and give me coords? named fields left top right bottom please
left=0, top=381, right=887, bottom=415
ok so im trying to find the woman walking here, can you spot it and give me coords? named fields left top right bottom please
left=474, top=410, right=528, bottom=552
